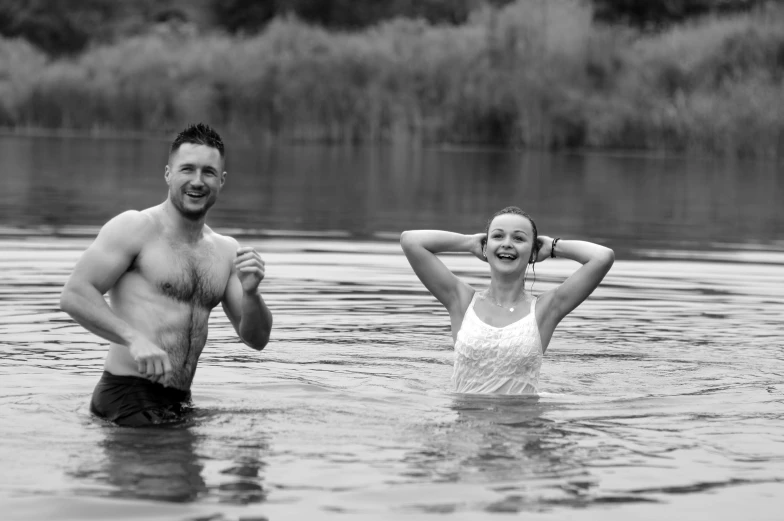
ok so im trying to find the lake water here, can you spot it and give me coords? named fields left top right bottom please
left=1, top=136, right=783, bottom=520
left=1, top=134, right=783, bottom=249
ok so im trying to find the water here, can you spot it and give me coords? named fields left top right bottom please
left=1, top=135, right=782, bottom=248
left=2, top=236, right=784, bottom=520
left=1, top=136, right=784, bottom=519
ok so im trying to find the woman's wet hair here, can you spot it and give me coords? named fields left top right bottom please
left=484, top=206, right=539, bottom=263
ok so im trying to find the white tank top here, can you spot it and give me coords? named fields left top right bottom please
left=452, top=292, right=543, bottom=394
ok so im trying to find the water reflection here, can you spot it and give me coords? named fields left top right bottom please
left=444, top=395, right=583, bottom=483
left=397, top=394, right=609, bottom=514
left=70, top=418, right=269, bottom=505
left=1, top=136, right=781, bottom=248
left=83, top=424, right=207, bottom=503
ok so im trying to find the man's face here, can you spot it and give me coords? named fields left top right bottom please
left=165, top=143, right=226, bottom=219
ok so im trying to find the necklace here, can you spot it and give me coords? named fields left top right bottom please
left=479, top=290, right=527, bottom=312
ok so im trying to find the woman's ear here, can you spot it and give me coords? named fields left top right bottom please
left=529, top=241, right=540, bottom=264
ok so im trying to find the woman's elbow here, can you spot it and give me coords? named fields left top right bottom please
left=59, top=286, right=77, bottom=316
left=600, top=247, right=615, bottom=268
left=400, top=230, right=416, bottom=251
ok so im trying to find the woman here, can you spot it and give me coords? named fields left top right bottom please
left=400, top=206, right=614, bottom=394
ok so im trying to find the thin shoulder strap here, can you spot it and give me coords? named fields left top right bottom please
left=530, top=297, right=537, bottom=313
left=463, top=290, right=480, bottom=320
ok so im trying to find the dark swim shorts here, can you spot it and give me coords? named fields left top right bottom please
left=90, top=371, right=192, bottom=427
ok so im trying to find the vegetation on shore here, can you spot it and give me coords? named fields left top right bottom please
left=0, top=0, right=782, bottom=157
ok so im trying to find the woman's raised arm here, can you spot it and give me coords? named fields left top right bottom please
left=536, top=236, right=615, bottom=322
left=400, top=230, right=485, bottom=313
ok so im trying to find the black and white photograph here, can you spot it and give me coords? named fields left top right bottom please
left=1, top=1, right=782, bottom=519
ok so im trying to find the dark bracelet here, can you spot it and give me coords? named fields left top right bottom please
left=551, top=237, right=561, bottom=258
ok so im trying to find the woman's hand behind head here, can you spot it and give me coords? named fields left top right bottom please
left=472, top=233, right=488, bottom=262
left=533, top=235, right=553, bottom=263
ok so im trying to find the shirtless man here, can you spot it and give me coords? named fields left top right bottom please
left=60, top=123, right=272, bottom=426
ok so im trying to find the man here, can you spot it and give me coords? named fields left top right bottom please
left=60, top=123, right=272, bottom=426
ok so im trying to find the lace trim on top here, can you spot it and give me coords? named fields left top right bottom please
left=452, top=292, right=543, bottom=394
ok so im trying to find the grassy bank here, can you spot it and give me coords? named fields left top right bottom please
left=1, top=0, right=782, bottom=157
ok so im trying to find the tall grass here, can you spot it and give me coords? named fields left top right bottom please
left=1, top=0, right=782, bottom=157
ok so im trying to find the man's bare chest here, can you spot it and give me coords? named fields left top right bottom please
left=133, top=240, right=230, bottom=309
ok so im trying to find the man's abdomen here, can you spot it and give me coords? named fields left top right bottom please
left=104, top=297, right=211, bottom=390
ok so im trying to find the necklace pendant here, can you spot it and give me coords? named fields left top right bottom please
left=509, top=307, right=514, bottom=312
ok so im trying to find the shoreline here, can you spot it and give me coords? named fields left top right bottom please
left=1, top=225, right=782, bottom=262
left=1, top=127, right=780, bottom=164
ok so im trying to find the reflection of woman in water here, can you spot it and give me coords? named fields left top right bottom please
left=401, top=206, right=614, bottom=394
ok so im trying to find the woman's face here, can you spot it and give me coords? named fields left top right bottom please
left=485, top=214, right=535, bottom=275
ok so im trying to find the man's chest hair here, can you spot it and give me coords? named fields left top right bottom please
left=135, top=239, right=229, bottom=308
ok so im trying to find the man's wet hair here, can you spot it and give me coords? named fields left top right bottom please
left=170, top=123, right=225, bottom=157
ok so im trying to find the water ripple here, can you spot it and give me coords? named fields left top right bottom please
left=1, top=237, right=783, bottom=520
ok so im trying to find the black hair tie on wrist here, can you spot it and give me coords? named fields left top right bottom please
left=551, top=237, right=561, bottom=258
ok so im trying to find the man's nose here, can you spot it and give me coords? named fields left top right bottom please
left=190, top=172, right=205, bottom=186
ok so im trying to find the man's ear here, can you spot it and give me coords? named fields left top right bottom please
left=164, top=165, right=171, bottom=185
left=220, top=170, right=227, bottom=188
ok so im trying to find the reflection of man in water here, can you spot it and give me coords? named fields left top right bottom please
left=98, top=426, right=207, bottom=501
left=81, top=424, right=268, bottom=503
left=60, top=123, right=272, bottom=426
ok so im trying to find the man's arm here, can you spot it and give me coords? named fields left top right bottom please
left=221, top=241, right=272, bottom=350
left=59, top=211, right=173, bottom=383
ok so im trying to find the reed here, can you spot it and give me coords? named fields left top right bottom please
left=0, top=0, right=782, bottom=157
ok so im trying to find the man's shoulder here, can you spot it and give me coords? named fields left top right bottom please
left=113, top=208, right=156, bottom=226
left=205, top=227, right=240, bottom=254
left=104, top=208, right=157, bottom=233
left=98, top=209, right=159, bottom=244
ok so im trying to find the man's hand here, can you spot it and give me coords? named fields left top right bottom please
left=235, top=246, right=265, bottom=294
left=129, top=335, right=172, bottom=385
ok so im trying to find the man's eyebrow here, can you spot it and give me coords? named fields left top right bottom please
left=178, top=163, right=218, bottom=172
